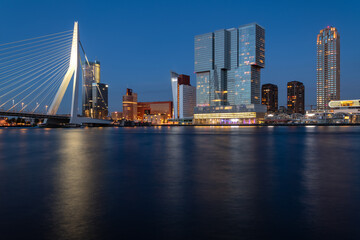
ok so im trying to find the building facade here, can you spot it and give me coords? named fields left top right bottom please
left=194, top=23, right=266, bottom=124
left=287, top=81, right=305, bottom=114
left=123, top=88, right=138, bottom=121
left=111, top=112, right=123, bottom=121
left=82, top=61, right=101, bottom=117
left=179, top=84, right=196, bottom=118
left=261, top=83, right=278, bottom=113
left=137, top=101, right=173, bottom=123
left=92, top=83, right=108, bottom=119
left=170, top=71, right=196, bottom=119
left=317, top=27, right=340, bottom=110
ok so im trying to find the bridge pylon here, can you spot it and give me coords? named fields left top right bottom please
left=47, top=21, right=80, bottom=124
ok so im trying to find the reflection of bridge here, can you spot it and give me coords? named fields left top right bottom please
left=0, top=22, right=111, bottom=126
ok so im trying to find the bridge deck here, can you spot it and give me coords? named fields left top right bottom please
left=0, top=111, right=70, bottom=120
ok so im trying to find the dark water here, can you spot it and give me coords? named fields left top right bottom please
left=0, top=126, right=360, bottom=240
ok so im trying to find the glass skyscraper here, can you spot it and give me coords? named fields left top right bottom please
left=194, top=23, right=266, bottom=124
left=317, top=27, right=340, bottom=110
left=92, top=83, right=108, bottom=119
left=82, top=61, right=101, bottom=117
left=195, top=23, right=265, bottom=107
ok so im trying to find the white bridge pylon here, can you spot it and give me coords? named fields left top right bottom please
left=47, top=22, right=80, bottom=124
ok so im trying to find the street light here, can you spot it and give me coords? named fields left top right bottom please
left=45, top=105, right=48, bottom=114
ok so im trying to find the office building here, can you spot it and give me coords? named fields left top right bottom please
left=194, top=23, right=266, bottom=124
left=82, top=61, right=101, bottom=117
left=92, top=83, right=108, bottom=119
left=123, top=88, right=138, bottom=121
left=179, top=84, right=196, bottom=119
left=317, top=27, right=340, bottom=110
left=261, top=83, right=278, bottom=113
left=287, top=81, right=305, bottom=114
left=170, top=72, right=196, bottom=119
left=137, top=101, right=173, bottom=122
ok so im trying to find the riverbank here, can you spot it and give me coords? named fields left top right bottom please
left=2, top=123, right=360, bottom=128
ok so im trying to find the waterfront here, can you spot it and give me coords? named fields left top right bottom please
left=0, top=126, right=360, bottom=239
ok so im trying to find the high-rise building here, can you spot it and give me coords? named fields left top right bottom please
left=179, top=85, right=196, bottom=119
left=123, top=88, right=138, bottom=121
left=92, top=83, right=108, bottom=119
left=193, top=23, right=266, bottom=124
left=261, top=83, right=278, bottom=113
left=317, top=26, right=340, bottom=110
left=82, top=61, right=101, bottom=117
left=287, top=81, right=305, bottom=114
left=170, top=72, right=196, bottom=119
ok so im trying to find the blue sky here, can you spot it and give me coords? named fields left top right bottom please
left=0, top=0, right=359, bottom=112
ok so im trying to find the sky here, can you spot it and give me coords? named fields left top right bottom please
left=0, top=0, right=359, bottom=112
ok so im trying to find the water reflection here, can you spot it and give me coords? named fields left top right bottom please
left=302, top=127, right=360, bottom=238
left=50, top=129, right=107, bottom=240
left=0, top=127, right=360, bottom=239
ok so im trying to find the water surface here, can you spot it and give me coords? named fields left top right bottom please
left=0, top=126, right=359, bottom=240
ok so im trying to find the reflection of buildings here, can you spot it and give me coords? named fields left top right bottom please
left=287, top=81, right=305, bottom=114
left=193, top=23, right=266, bottom=124
left=170, top=71, right=196, bottom=120
left=261, top=84, right=278, bottom=113
left=137, top=101, right=173, bottom=124
left=82, top=61, right=109, bottom=119
left=92, top=83, right=108, bottom=119
left=123, top=88, right=138, bottom=121
left=317, top=26, right=340, bottom=110
left=82, top=61, right=100, bottom=117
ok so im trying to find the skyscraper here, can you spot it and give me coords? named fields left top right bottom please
left=170, top=72, right=196, bottom=119
left=82, top=61, right=101, bottom=117
left=287, top=81, right=305, bottom=114
left=123, top=88, right=138, bottom=121
left=92, top=83, right=108, bottom=119
left=194, top=23, right=266, bottom=124
left=261, top=83, right=278, bottom=113
left=179, top=85, right=196, bottom=119
left=317, top=26, right=340, bottom=110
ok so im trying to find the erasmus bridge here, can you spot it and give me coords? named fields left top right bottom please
left=0, top=22, right=111, bottom=126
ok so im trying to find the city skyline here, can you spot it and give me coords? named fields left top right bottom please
left=0, top=1, right=359, bottom=113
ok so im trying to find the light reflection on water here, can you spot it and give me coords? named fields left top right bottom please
left=51, top=130, right=103, bottom=239
left=0, top=127, right=359, bottom=239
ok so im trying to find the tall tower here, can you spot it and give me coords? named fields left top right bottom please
left=82, top=61, right=101, bottom=117
left=194, top=23, right=265, bottom=107
left=170, top=71, right=192, bottom=119
left=261, top=83, right=278, bottom=113
left=48, top=21, right=80, bottom=124
left=317, top=26, right=340, bottom=110
left=123, top=88, right=137, bottom=121
left=287, top=81, right=305, bottom=114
